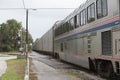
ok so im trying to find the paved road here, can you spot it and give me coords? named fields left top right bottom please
left=30, top=52, right=80, bottom=80
left=30, top=52, right=106, bottom=80
left=0, top=55, right=17, bottom=76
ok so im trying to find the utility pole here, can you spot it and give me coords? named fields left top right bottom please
left=26, top=9, right=28, bottom=60
left=25, top=8, right=36, bottom=80
left=24, top=9, right=29, bottom=80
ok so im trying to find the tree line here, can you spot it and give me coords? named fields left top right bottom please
left=0, top=19, right=33, bottom=52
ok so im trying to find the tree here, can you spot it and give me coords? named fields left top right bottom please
left=0, top=19, right=33, bottom=52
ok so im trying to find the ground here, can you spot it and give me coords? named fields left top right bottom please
left=29, top=51, right=105, bottom=80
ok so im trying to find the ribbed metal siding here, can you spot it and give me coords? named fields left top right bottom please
left=102, top=30, right=112, bottom=55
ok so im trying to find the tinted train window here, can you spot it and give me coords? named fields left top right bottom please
left=96, top=0, right=108, bottom=19
left=61, top=25, right=63, bottom=34
left=63, top=24, right=66, bottom=33
left=58, top=27, right=61, bottom=35
left=74, top=16, right=77, bottom=28
left=76, top=15, right=80, bottom=28
left=66, top=22, right=69, bottom=32
left=69, top=18, right=74, bottom=31
left=61, top=43, right=63, bottom=52
left=57, top=27, right=59, bottom=35
left=62, top=25, right=65, bottom=34
left=87, top=3, right=95, bottom=23
left=54, top=29, right=57, bottom=37
left=80, top=9, right=86, bottom=26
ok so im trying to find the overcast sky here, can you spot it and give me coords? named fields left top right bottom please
left=0, top=0, right=86, bottom=41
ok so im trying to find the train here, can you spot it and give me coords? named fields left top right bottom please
left=33, top=0, right=120, bottom=78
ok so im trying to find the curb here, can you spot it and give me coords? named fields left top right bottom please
left=24, top=57, right=29, bottom=80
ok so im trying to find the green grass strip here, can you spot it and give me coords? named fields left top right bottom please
left=0, top=59, right=26, bottom=80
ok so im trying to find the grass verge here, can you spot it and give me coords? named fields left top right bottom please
left=0, top=59, right=26, bottom=80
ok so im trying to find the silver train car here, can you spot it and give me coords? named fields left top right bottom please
left=33, top=28, right=53, bottom=55
left=33, top=0, right=120, bottom=78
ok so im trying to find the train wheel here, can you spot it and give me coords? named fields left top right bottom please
left=105, top=63, right=114, bottom=79
left=98, top=62, right=115, bottom=79
left=54, top=53, right=59, bottom=59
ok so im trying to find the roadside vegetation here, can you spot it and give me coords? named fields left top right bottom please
left=0, top=59, right=26, bottom=80
left=0, top=19, right=33, bottom=52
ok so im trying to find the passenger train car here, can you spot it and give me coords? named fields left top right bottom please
left=33, top=0, right=120, bottom=78
left=33, top=28, right=53, bottom=55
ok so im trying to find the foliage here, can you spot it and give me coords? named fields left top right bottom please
left=0, top=19, right=33, bottom=52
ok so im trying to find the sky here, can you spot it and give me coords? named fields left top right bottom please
left=0, top=0, right=86, bottom=41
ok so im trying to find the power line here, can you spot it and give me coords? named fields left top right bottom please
left=35, top=8, right=76, bottom=9
left=0, top=0, right=76, bottom=10
left=0, top=8, right=75, bottom=10
left=0, top=8, right=24, bottom=10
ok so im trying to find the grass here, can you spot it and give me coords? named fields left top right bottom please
left=0, top=59, right=26, bottom=80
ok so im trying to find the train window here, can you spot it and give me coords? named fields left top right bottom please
left=58, top=27, right=61, bottom=35
left=55, top=29, right=57, bottom=37
left=57, top=28, right=59, bottom=35
left=74, top=16, right=77, bottom=28
left=80, top=9, right=86, bottom=26
left=57, top=27, right=59, bottom=35
left=69, top=18, right=74, bottom=31
left=74, top=15, right=79, bottom=28
left=63, top=24, right=66, bottom=33
left=68, top=21, right=71, bottom=31
left=55, top=28, right=57, bottom=36
left=87, top=3, right=95, bottom=23
left=61, top=26, right=63, bottom=34
left=57, top=28, right=59, bottom=36
left=64, top=23, right=67, bottom=33
left=62, top=25, right=65, bottom=34
left=61, top=25, right=62, bottom=34
left=71, top=18, right=74, bottom=29
left=61, top=25, right=63, bottom=34
left=54, top=29, right=56, bottom=37
left=66, top=22, right=69, bottom=32
left=61, top=43, right=64, bottom=52
left=88, top=50, right=91, bottom=53
left=76, top=14, right=80, bottom=27
left=96, top=0, right=108, bottom=19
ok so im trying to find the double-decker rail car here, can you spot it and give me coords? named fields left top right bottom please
left=54, top=0, right=120, bottom=78
left=33, top=0, right=120, bottom=78
left=33, top=28, right=53, bottom=55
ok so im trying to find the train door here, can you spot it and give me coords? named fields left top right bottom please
left=112, top=26, right=120, bottom=57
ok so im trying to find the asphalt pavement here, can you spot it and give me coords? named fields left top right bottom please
left=29, top=51, right=80, bottom=80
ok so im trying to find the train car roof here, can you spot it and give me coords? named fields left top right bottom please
left=62, top=0, right=95, bottom=22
